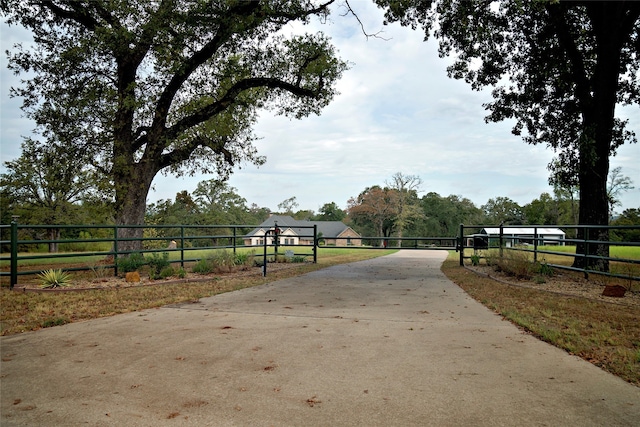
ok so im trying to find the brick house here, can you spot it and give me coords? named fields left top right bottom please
left=244, top=215, right=361, bottom=247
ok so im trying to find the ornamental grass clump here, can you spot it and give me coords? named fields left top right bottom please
left=38, top=269, right=73, bottom=289
left=485, top=249, right=536, bottom=279
left=211, top=250, right=236, bottom=273
left=234, top=251, right=255, bottom=270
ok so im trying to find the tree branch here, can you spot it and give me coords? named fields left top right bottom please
left=38, top=0, right=99, bottom=30
left=151, top=1, right=264, bottom=132
left=151, top=1, right=338, bottom=135
left=342, top=0, right=390, bottom=41
left=545, top=3, right=593, bottom=111
left=159, top=135, right=233, bottom=171
left=165, top=76, right=319, bottom=142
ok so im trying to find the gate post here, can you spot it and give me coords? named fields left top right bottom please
left=10, top=216, right=19, bottom=289
left=263, top=228, right=274, bottom=276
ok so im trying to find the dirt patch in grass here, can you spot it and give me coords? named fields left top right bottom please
left=442, top=258, right=640, bottom=386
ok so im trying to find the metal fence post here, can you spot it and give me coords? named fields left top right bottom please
left=583, top=227, right=590, bottom=279
left=10, top=216, right=19, bottom=289
left=313, top=224, right=318, bottom=264
left=113, top=225, right=119, bottom=277
left=459, top=224, right=464, bottom=266
left=274, top=221, right=279, bottom=257
left=499, top=223, right=504, bottom=258
left=180, top=225, right=185, bottom=269
left=263, top=229, right=270, bottom=277
left=533, top=227, right=538, bottom=263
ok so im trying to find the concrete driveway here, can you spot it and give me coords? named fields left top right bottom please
left=1, top=250, right=639, bottom=426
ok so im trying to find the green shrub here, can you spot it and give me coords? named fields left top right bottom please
left=159, top=266, right=175, bottom=279
left=192, top=250, right=242, bottom=274
left=117, top=252, right=146, bottom=273
left=176, top=267, right=187, bottom=278
left=470, top=254, right=480, bottom=266
left=234, top=251, right=255, bottom=270
left=192, top=258, right=214, bottom=274
left=291, top=256, right=306, bottom=263
left=147, top=252, right=171, bottom=279
left=38, top=269, right=73, bottom=288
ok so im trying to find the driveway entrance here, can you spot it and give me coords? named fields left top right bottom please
left=2, top=251, right=638, bottom=426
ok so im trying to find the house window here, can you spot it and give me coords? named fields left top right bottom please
left=347, top=237, right=351, bottom=246
left=258, top=239, right=264, bottom=245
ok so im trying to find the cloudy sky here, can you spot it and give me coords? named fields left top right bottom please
left=1, top=2, right=638, bottom=215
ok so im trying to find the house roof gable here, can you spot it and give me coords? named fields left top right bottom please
left=245, top=215, right=359, bottom=239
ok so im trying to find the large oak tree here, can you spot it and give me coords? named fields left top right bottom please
left=2, top=0, right=347, bottom=250
left=376, top=0, right=640, bottom=268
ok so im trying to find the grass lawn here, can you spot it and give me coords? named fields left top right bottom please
left=443, top=251, right=640, bottom=386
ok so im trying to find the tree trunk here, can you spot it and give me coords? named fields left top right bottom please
left=571, top=3, right=627, bottom=271
left=573, top=133, right=610, bottom=270
left=48, top=228, right=60, bottom=253
left=113, top=163, right=156, bottom=254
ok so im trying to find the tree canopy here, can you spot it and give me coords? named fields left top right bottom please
left=347, top=185, right=400, bottom=239
left=2, top=0, right=347, bottom=249
left=375, top=0, right=640, bottom=267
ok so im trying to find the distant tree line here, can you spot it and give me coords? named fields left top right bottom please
left=3, top=170, right=637, bottom=250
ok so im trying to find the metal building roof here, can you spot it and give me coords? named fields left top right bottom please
left=481, top=227, right=565, bottom=236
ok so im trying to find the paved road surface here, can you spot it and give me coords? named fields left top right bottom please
left=1, top=250, right=638, bottom=426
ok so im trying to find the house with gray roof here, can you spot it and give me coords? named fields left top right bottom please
left=244, top=215, right=361, bottom=247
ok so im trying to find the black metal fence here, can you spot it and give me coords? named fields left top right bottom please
left=2, top=220, right=638, bottom=287
left=0, top=222, right=319, bottom=288
left=317, top=236, right=457, bottom=249
left=458, top=224, right=640, bottom=282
